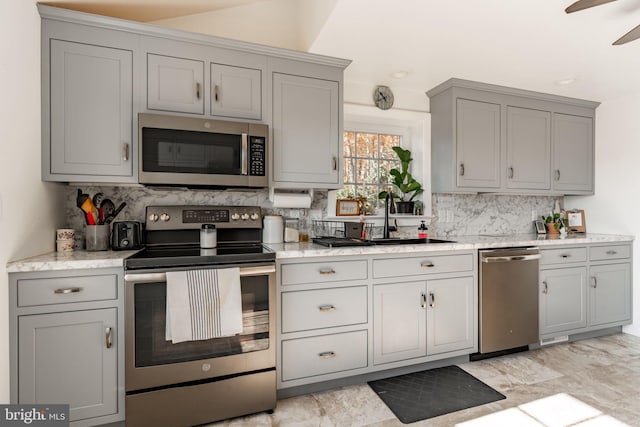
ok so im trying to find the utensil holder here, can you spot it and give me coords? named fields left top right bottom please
left=85, top=224, right=110, bottom=251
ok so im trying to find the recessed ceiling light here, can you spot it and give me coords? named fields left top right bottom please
left=391, top=71, right=409, bottom=79
left=555, top=78, right=576, bottom=85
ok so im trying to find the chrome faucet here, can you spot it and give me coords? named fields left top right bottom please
left=383, top=192, right=397, bottom=239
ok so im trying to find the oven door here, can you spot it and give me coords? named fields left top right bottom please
left=124, top=263, right=275, bottom=392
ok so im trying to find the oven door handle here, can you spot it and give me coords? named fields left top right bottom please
left=125, top=265, right=275, bottom=283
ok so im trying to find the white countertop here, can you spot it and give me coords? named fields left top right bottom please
left=6, top=233, right=633, bottom=272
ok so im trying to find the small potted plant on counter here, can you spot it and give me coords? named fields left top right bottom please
left=378, top=146, right=424, bottom=214
left=543, top=212, right=567, bottom=234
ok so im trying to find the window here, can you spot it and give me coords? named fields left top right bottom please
left=338, top=131, right=401, bottom=211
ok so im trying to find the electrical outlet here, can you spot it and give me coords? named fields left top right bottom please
left=446, top=209, right=454, bottom=223
left=531, top=210, right=537, bottom=221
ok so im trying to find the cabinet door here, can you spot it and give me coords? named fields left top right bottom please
left=272, top=73, right=340, bottom=186
left=426, top=276, right=474, bottom=355
left=553, top=113, right=594, bottom=193
left=539, top=267, right=587, bottom=335
left=373, top=281, right=426, bottom=365
left=147, top=54, right=204, bottom=114
left=456, top=99, right=501, bottom=189
left=506, top=106, right=551, bottom=190
left=211, top=63, right=261, bottom=119
left=18, top=309, right=118, bottom=422
left=589, top=263, right=632, bottom=327
left=50, top=40, right=132, bottom=177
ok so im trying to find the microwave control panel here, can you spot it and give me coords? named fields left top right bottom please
left=249, top=136, right=266, bottom=176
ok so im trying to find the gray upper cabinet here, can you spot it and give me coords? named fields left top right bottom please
left=428, top=78, right=598, bottom=195
left=46, top=39, right=134, bottom=181
left=211, top=63, right=262, bottom=120
left=506, top=106, right=551, bottom=190
left=147, top=54, right=205, bottom=115
left=553, top=113, right=594, bottom=193
left=456, top=99, right=501, bottom=189
left=271, top=68, right=342, bottom=188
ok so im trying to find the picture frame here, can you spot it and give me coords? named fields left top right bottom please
left=336, top=199, right=360, bottom=216
left=566, top=209, right=586, bottom=233
left=534, top=219, right=546, bottom=234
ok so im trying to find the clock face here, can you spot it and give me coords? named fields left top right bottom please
left=373, top=85, right=394, bottom=110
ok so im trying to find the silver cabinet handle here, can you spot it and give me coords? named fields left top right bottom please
left=196, top=82, right=201, bottom=99
left=542, top=280, right=548, bottom=294
left=555, top=170, right=561, bottom=181
left=214, top=84, right=219, bottom=102
left=606, top=250, right=618, bottom=255
left=482, top=254, right=541, bottom=263
left=54, top=287, right=82, bottom=294
left=123, top=143, right=130, bottom=161
left=318, top=351, right=336, bottom=359
left=105, top=327, right=113, bottom=349
left=332, top=156, right=338, bottom=171
left=241, top=133, right=248, bottom=176
left=591, top=276, right=597, bottom=288
left=508, top=167, right=514, bottom=179
left=319, top=305, right=336, bottom=312
left=421, top=292, right=426, bottom=309
left=459, top=163, right=465, bottom=176
left=429, top=292, right=435, bottom=308
left=421, top=261, right=435, bottom=268
left=319, top=268, right=336, bottom=275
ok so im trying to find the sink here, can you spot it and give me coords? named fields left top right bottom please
left=368, top=238, right=455, bottom=245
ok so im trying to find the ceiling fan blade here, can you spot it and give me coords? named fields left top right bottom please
left=565, top=0, right=617, bottom=13
left=613, top=24, right=640, bottom=45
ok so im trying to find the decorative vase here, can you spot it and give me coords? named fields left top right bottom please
left=546, top=224, right=559, bottom=234
left=395, top=201, right=415, bottom=214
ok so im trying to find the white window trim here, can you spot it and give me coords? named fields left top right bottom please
left=328, top=103, right=432, bottom=226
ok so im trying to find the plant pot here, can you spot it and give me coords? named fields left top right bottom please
left=395, top=201, right=415, bottom=214
left=546, top=224, right=559, bottom=234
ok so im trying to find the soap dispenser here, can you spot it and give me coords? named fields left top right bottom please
left=418, top=221, right=428, bottom=239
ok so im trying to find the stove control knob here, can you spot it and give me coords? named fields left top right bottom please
left=250, top=212, right=259, bottom=220
left=231, top=213, right=240, bottom=221
left=148, top=213, right=159, bottom=222
left=240, top=213, right=250, bottom=220
left=160, top=213, right=171, bottom=222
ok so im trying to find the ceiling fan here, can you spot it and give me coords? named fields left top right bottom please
left=565, top=0, right=640, bottom=45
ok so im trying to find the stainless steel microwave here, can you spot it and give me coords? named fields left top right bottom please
left=138, top=113, right=268, bottom=188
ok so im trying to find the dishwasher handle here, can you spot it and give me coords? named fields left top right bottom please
left=481, top=254, right=541, bottom=263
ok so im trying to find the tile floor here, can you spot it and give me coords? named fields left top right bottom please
left=210, top=333, right=640, bottom=426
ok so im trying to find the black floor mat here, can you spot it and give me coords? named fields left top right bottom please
left=368, top=365, right=506, bottom=424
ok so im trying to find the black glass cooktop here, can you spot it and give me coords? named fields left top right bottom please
left=125, top=243, right=275, bottom=270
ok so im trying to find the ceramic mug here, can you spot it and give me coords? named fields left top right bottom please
left=56, top=228, right=75, bottom=241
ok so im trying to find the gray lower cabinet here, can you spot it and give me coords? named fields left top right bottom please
left=147, top=53, right=205, bottom=115
left=271, top=71, right=341, bottom=188
left=539, top=244, right=632, bottom=339
left=428, top=78, right=598, bottom=195
left=10, top=268, right=124, bottom=426
left=46, top=39, right=133, bottom=181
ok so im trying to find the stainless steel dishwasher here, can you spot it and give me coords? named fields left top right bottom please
left=478, top=247, right=541, bottom=355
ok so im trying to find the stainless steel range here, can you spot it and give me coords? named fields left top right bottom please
left=124, top=205, right=275, bottom=427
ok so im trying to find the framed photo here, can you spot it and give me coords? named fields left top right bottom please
left=566, top=209, right=586, bottom=233
left=336, top=199, right=360, bottom=216
left=534, top=219, right=546, bottom=234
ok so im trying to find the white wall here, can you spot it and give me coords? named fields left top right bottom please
left=566, top=91, right=640, bottom=336
left=0, top=0, right=66, bottom=403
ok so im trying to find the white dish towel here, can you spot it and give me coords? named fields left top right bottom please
left=165, top=267, right=242, bottom=344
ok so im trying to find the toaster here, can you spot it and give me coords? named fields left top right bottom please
left=111, top=221, right=143, bottom=250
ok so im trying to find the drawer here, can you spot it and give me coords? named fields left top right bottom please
left=281, top=260, right=367, bottom=286
left=281, top=330, right=368, bottom=381
left=373, top=253, right=473, bottom=279
left=540, top=247, right=587, bottom=266
left=281, top=286, right=367, bottom=333
left=17, top=274, right=118, bottom=307
left=590, top=244, right=631, bottom=261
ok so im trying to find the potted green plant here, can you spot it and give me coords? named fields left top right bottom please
left=378, top=146, right=424, bottom=214
left=543, top=212, right=567, bottom=234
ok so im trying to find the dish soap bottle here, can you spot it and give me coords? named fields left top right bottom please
left=418, top=221, right=428, bottom=239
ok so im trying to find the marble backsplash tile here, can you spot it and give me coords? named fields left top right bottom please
left=64, top=185, right=559, bottom=240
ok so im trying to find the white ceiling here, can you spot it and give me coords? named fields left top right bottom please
left=41, top=0, right=640, bottom=103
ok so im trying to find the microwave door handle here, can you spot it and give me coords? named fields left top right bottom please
left=241, top=133, right=248, bottom=175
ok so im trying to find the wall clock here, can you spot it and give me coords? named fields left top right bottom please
left=373, top=85, right=394, bottom=110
